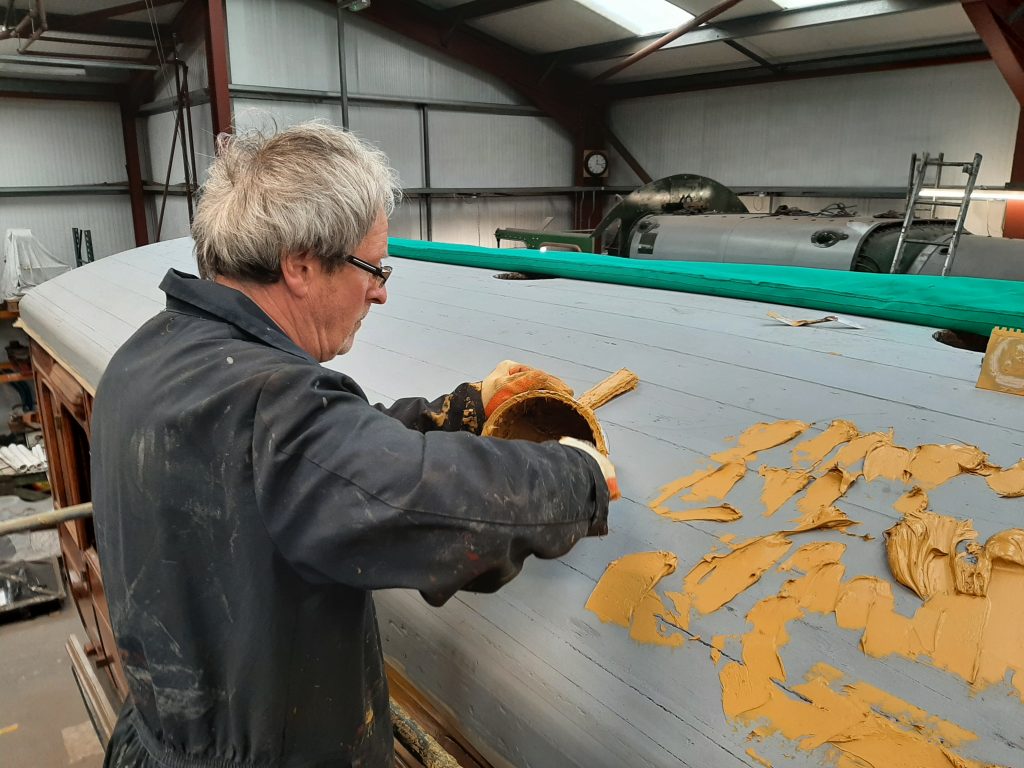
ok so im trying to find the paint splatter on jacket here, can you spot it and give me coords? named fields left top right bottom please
left=93, top=269, right=609, bottom=768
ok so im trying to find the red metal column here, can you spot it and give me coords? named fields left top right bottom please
left=120, top=100, right=149, bottom=247
left=1005, top=108, right=1024, bottom=238
left=963, top=1, right=1024, bottom=236
left=963, top=0, right=1024, bottom=102
left=205, top=0, right=232, bottom=138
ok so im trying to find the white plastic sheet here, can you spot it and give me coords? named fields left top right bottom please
left=2, top=229, right=71, bottom=300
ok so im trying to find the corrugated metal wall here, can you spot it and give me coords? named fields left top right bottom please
left=351, top=105, right=424, bottom=189
left=608, top=61, right=1017, bottom=235
left=427, top=113, right=571, bottom=188
left=0, top=99, right=135, bottom=260
left=608, top=62, right=1016, bottom=188
left=432, top=197, right=573, bottom=246
left=341, top=15, right=523, bottom=105
left=140, top=91, right=216, bottom=242
left=141, top=103, right=216, bottom=186
left=145, top=196, right=193, bottom=242
left=227, top=0, right=341, bottom=91
left=1, top=100, right=125, bottom=186
left=1, top=196, right=135, bottom=266
left=223, top=0, right=574, bottom=247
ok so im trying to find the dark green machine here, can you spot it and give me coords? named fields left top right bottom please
left=495, top=174, right=747, bottom=255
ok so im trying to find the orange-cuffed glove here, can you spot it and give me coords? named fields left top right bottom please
left=482, top=360, right=574, bottom=419
left=559, top=437, right=620, bottom=501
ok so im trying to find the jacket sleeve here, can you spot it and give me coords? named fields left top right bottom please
left=252, top=365, right=610, bottom=606
left=372, top=381, right=485, bottom=435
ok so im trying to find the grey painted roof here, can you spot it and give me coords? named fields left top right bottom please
left=20, top=238, right=1024, bottom=767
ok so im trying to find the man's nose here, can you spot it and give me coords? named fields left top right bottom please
left=369, top=283, right=387, bottom=305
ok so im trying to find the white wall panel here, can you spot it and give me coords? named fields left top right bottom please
left=227, top=0, right=340, bottom=91
left=145, top=195, right=193, bottom=243
left=231, top=98, right=345, bottom=132
left=343, top=15, right=523, bottom=105
left=429, top=113, right=572, bottom=188
left=1, top=196, right=135, bottom=264
left=1, top=100, right=125, bottom=186
left=141, top=104, right=216, bottom=186
left=389, top=201, right=424, bottom=241
left=349, top=105, right=423, bottom=188
left=431, top=196, right=572, bottom=247
left=609, top=62, right=1018, bottom=189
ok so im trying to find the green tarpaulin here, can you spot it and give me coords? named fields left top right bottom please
left=389, top=238, right=1023, bottom=337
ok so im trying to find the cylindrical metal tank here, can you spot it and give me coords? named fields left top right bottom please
left=911, top=233, right=1024, bottom=280
left=626, top=214, right=956, bottom=273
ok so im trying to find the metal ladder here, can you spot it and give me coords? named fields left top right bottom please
left=72, top=228, right=94, bottom=267
left=888, top=152, right=982, bottom=276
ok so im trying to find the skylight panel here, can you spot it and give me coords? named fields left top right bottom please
left=772, top=0, right=848, bottom=10
left=576, top=0, right=694, bottom=36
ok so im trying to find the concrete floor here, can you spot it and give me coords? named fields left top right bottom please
left=0, top=602, right=105, bottom=768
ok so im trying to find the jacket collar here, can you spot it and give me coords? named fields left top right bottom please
left=160, top=269, right=316, bottom=363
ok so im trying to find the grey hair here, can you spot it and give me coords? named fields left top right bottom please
left=192, top=121, right=401, bottom=283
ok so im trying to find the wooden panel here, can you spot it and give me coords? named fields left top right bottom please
left=85, top=547, right=129, bottom=698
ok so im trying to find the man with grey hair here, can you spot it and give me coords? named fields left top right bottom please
left=92, top=122, right=617, bottom=768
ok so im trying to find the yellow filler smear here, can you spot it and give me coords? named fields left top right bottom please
left=794, top=468, right=855, bottom=517
left=711, top=420, right=810, bottom=463
left=863, top=439, right=913, bottom=483
left=908, top=443, right=991, bottom=490
left=667, top=534, right=793, bottom=618
left=893, top=487, right=929, bottom=516
left=718, top=545, right=994, bottom=768
left=585, top=551, right=683, bottom=648
left=758, top=467, right=811, bottom=518
left=649, top=462, right=747, bottom=517
left=791, top=419, right=859, bottom=467
left=745, top=747, right=773, bottom=768
left=987, top=459, right=1024, bottom=497
left=654, top=504, right=743, bottom=523
left=832, top=431, right=891, bottom=471
left=883, top=508, right=976, bottom=599
left=787, top=505, right=859, bottom=534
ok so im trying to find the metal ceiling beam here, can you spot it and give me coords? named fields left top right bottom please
left=352, top=0, right=606, bottom=150
left=547, top=0, right=955, bottom=65
left=442, top=0, right=546, bottom=22
left=35, top=10, right=172, bottom=39
left=963, top=0, right=1024, bottom=104
left=722, top=39, right=783, bottom=72
left=0, top=53, right=158, bottom=70
left=600, top=39, right=989, bottom=99
left=72, top=0, right=181, bottom=24
left=32, top=34, right=156, bottom=50
left=595, top=0, right=747, bottom=81
left=350, top=0, right=609, bottom=228
left=0, top=77, right=120, bottom=100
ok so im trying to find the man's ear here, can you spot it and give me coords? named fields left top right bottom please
left=279, top=250, right=316, bottom=298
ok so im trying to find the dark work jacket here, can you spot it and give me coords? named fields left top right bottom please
left=92, top=270, right=609, bottom=768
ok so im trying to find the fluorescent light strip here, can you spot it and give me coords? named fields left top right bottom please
left=0, top=63, right=87, bottom=77
left=575, top=0, right=693, bottom=36
left=918, top=187, right=1024, bottom=202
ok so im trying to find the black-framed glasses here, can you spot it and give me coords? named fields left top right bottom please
left=345, top=255, right=392, bottom=287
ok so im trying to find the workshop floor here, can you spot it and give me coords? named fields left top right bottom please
left=0, top=602, right=105, bottom=767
